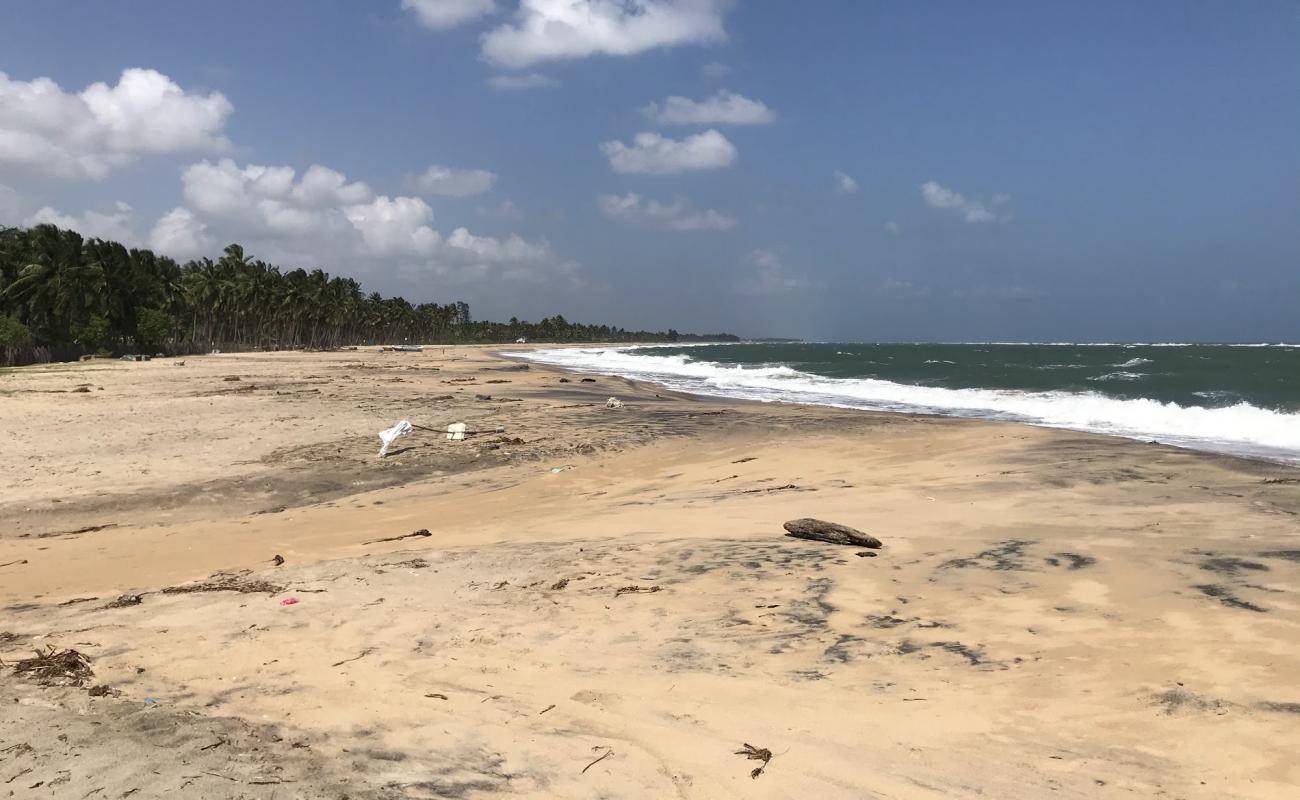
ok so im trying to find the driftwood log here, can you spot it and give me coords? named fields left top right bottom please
left=783, top=518, right=882, bottom=549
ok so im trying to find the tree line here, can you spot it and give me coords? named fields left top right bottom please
left=0, top=224, right=735, bottom=364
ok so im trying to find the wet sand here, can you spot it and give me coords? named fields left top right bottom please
left=2, top=347, right=1298, bottom=798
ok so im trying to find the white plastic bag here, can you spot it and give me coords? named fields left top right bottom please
left=378, top=420, right=414, bottom=458
left=446, top=422, right=467, bottom=441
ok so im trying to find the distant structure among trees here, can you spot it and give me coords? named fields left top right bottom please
left=0, top=224, right=736, bottom=365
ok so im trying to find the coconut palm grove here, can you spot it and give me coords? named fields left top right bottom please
left=0, top=224, right=735, bottom=364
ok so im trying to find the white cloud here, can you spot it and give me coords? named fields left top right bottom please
left=833, top=170, right=858, bottom=194
left=487, top=72, right=559, bottom=90
left=643, top=90, right=775, bottom=126
left=403, top=0, right=496, bottom=29
left=883, top=220, right=901, bottom=235
left=737, top=248, right=810, bottom=295
left=919, top=180, right=1010, bottom=224
left=481, top=0, right=730, bottom=68
left=598, top=192, right=735, bottom=231
left=408, top=164, right=498, bottom=196
left=25, top=201, right=138, bottom=244
left=600, top=129, right=736, bottom=174
left=149, top=207, right=212, bottom=258
left=0, top=68, right=232, bottom=180
left=155, top=158, right=577, bottom=287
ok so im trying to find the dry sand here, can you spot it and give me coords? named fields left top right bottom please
left=1, top=347, right=1298, bottom=799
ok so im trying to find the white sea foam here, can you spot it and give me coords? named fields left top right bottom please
left=1114, top=357, right=1153, bottom=367
left=924, top=359, right=956, bottom=364
left=1088, top=371, right=1145, bottom=381
left=507, top=346, right=1300, bottom=463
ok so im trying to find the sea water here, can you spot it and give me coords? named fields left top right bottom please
left=508, top=342, right=1300, bottom=463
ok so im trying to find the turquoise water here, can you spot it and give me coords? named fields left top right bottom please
left=512, top=343, right=1300, bottom=462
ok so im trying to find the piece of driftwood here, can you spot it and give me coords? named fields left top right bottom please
left=614, top=585, right=661, bottom=597
left=783, top=518, right=882, bottom=549
left=365, top=529, right=432, bottom=545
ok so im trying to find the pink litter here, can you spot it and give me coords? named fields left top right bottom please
left=280, top=597, right=299, bottom=606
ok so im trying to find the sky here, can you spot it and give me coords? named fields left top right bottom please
left=1, top=0, right=1297, bottom=342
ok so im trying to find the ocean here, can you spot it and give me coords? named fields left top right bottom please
left=508, top=342, right=1300, bottom=463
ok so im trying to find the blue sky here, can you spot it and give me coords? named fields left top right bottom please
left=1, top=0, right=1297, bottom=341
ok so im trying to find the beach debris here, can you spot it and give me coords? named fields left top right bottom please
left=734, top=743, right=774, bottom=779
left=72, top=386, right=91, bottom=393
left=558, top=378, right=571, bottom=383
left=103, top=593, right=143, bottom=608
left=855, top=551, right=878, bottom=558
left=272, top=554, right=285, bottom=567
left=486, top=379, right=511, bottom=384
left=605, top=397, right=624, bottom=409
left=783, top=518, right=882, bottom=549
left=364, top=528, right=432, bottom=545
left=0, top=559, right=28, bottom=569
left=223, top=375, right=240, bottom=381
left=581, top=746, right=614, bottom=774
left=581, top=377, right=596, bottom=383
left=447, top=421, right=468, bottom=441
left=331, top=648, right=375, bottom=667
left=550, top=578, right=569, bottom=590
left=540, top=704, right=556, bottom=714
left=425, top=692, right=448, bottom=700
left=9, top=646, right=93, bottom=686
left=175, top=361, right=186, bottom=367
left=614, top=585, right=662, bottom=597
left=162, top=575, right=284, bottom=594
left=87, top=684, right=113, bottom=697
left=732, top=457, right=758, bottom=464
left=280, top=597, right=300, bottom=606
left=378, top=419, right=414, bottom=457
left=742, top=484, right=801, bottom=494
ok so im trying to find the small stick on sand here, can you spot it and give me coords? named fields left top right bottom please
left=582, top=747, right=614, bottom=774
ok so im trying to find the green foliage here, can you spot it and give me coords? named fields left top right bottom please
left=0, top=223, right=736, bottom=354
left=0, top=313, right=31, bottom=347
left=72, top=314, right=112, bottom=349
left=135, top=307, right=174, bottom=349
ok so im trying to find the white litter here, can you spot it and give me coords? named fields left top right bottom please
left=377, top=420, right=413, bottom=458
left=446, top=422, right=467, bottom=441
left=605, top=397, right=624, bottom=409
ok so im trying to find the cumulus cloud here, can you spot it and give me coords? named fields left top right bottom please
left=642, top=90, right=775, bottom=126
left=833, top=170, right=858, bottom=194
left=920, top=181, right=1010, bottom=223
left=407, top=164, right=498, bottom=196
left=149, top=207, right=212, bottom=258
left=403, top=0, right=496, bottom=29
left=153, top=158, right=577, bottom=287
left=481, top=0, right=730, bottom=68
left=737, top=248, right=810, bottom=295
left=0, top=68, right=232, bottom=180
left=25, top=201, right=138, bottom=244
left=487, top=72, right=559, bottom=90
left=598, top=192, right=735, bottom=231
left=600, top=130, right=736, bottom=174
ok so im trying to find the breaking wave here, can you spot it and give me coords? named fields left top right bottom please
left=508, top=346, right=1300, bottom=463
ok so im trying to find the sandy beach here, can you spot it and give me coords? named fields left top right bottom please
left=2, top=347, right=1299, bottom=799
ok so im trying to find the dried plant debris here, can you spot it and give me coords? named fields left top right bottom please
left=103, top=594, right=144, bottom=608
left=161, top=576, right=283, bottom=595
left=581, top=746, right=614, bottom=774
left=550, top=578, right=569, bottom=590
left=10, top=646, right=93, bottom=686
left=365, top=529, right=432, bottom=545
left=734, top=743, right=774, bottom=779
left=614, top=585, right=662, bottom=597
